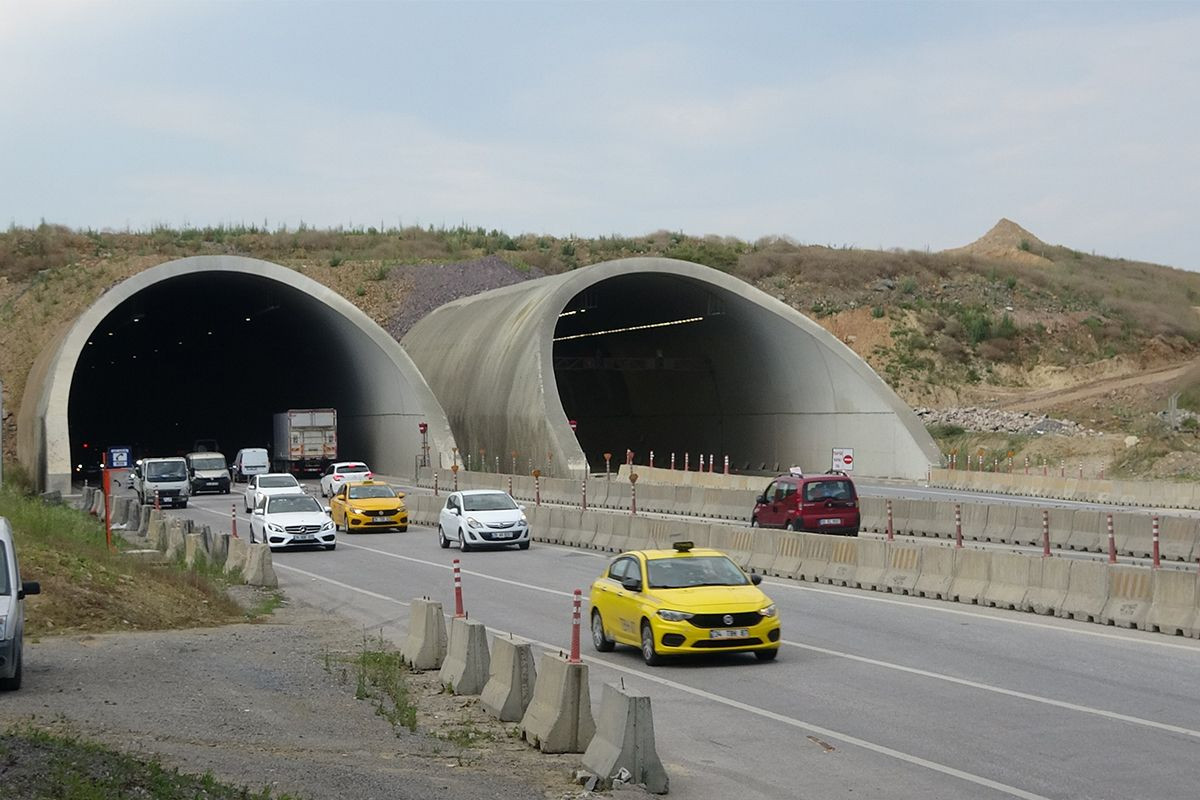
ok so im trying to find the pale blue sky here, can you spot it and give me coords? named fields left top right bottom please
left=2, top=1, right=1197, bottom=268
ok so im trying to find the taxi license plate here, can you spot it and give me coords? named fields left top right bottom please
left=709, top=629, right=750, bottom=639
left=820, top=518, right=841, bottom=525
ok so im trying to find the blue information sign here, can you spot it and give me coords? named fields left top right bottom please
left=108, top=446, right=132, bottom=469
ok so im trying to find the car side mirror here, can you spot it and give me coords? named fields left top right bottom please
left=19, top=581, right=41, bottom=598
left=757, top=494, right=767, bottom=505
left=620, top=577, right=642, bottom=592
left=324, top=507, right=331, bottom=515
left=518, top=504, right=526, bottom=512
left=451, top=508, right=461, bottom=516
left=253, top=508, right=264, bottom=515
left=396, top=492, right=406, bottom=499
left=750, top=573, right=763, bottom=586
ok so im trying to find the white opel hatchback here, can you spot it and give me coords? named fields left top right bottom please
left=437, top=490, right=530, bottom=552
left=244, top=473, right=303, bottom=512
left=1, top=518, right=41, bottom=690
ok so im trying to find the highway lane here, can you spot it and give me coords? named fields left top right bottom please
left=170, top=486, right=1200, bottom=800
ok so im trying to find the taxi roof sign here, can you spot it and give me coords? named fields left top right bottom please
left=673, top=541, right=694, bottom=552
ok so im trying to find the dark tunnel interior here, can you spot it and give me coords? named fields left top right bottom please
left=552, top=274, right=752, bottom=471
left=69, top=272, right=353, bottom=480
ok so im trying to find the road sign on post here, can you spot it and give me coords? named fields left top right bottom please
left=568, top=419, right=578, bottom=431
left=832, top=448, right=854, bottom=472
left=107, top=446, right=131, bottom=469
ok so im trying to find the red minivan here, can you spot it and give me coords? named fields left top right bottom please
left=750, top=473, right=860, bottom=535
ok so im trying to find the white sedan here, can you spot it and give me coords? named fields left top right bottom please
left=320, top=461, right=373, bottom=497
left=244, top=473, right=302, bottom=512
left=437, top=490, right=530, bottom=552
left=250, top=493, right=336, bottom=550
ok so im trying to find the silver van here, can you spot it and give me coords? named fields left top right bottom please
left=132, top=457, right=190, bottom=508
left=1, top=518, right=41, bottom=690
left=186, top=451, right=231, bottom=495
left=233, top=448, right=270, bottom=483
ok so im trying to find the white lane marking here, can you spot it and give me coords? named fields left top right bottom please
left=276, top=563, right=411, bottom=607
left=786, top=639, right=1200, bottom=740
left=274, top=563, right=1052, bottom=800
left=766, top=580, right=1200, bottom=653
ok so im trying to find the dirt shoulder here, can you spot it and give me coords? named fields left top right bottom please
left=0, top=590, right=608, bottom=800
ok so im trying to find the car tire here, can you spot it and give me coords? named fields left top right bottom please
left=591, top=610, right=615, bottom=652
left=320, top=485, right=327, bottom=498
left=325, top=544, right=336, bottom=551
left=786, top=519, right=798, bottom=532
left=438, top=527, right=450, bottom=549
left=0, top=645, right=21, bottom=690
left=397, top=526, right=408, bottom=533
left=847, top=528, right=860, bottom=537
left=518, top=540, right=530, bottom=550
left=750, top=517, right=759, bottom=528
left=640, top=621, right=663, bottom=666
left=755, top=648, right=780, bottom=662
left=460, top=536, right=472, bottom=553
left=179, top=501, right=188, bottom=509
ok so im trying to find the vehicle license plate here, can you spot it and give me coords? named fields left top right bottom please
left=709, top=628, right=750, bottom=639
left=820, top=518, right=840, bottom=525
left=493, top=531, right=512, bottom=538
left=292, top=535, right=315, bottom=542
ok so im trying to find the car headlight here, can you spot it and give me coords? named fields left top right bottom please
left=466, top=517, right=482, bottom=528
left=759, top=604, right=777, bottom=617
left=519, top=515, right=528, bottom=525
left=350, top=507, right=365, bottom=515
left=267, top=523, right=284, bottom=532
left=321, top=521, right=334, bottom=531
left=656, top=609, right=693, bottom=622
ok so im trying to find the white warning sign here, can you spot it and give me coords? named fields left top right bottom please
left=832, top=448, right=854, bottom=472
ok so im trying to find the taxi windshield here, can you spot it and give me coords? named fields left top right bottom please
left=348, top=485, right=395, bottom=500
left=645, top=556, right=749, bottom=589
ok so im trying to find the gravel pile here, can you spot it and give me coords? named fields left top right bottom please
left=385, top=256, right=544, bottom=340
left=916, top=407, right=1096, bottom=436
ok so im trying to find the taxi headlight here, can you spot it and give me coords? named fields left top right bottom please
left=758, top=604, right=777, bottom=618
left=466, top=517, right=482, bottom=528
left=350, top=507, right=366, bottom=515
left=656, top=609, right=693, bottom=622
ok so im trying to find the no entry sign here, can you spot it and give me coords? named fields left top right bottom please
left=832, top=447, right=854, bottom=472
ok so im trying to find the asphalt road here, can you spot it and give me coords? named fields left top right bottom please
left=166, top=481, right=1200, bottom=800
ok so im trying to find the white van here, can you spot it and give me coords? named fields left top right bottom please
left=132, top=457, right=190, bottom=508
left=1, top=518, right=41, bottom=690
left=233, top=448, right=270, bottom=483
left=186, top=451, right=231, bottom=495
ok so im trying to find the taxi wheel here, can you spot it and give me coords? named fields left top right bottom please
left=591, top=610, right=614, bottom=652
left=438, top=527, right=450, bottom=548
left=755, top=648, right=779, bottom=662
left=640, top=621, right=664, bottom=666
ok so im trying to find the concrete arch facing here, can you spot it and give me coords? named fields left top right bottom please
left=18, top=255, right=457, bottom=494
left=402, top=257, right=940, bottom=480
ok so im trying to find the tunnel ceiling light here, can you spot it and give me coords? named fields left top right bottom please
left=244, top=317, right=251, bottom=322
left=107, top=331, right=113, bottom=336
left=552, top=315, right=705, bottom=342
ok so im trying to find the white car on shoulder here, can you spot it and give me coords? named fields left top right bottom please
left=437, top=490, right=530, bottom=552
left=244, top=473, right=302, bottom=512
left=250, top=493, right=336, bottom=550
left=2, top=519, right=42, bottom=690
left=320, top=461, right=373, bottom=497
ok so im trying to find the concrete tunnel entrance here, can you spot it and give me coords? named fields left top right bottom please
left=21, top=256, right=456, bottom=494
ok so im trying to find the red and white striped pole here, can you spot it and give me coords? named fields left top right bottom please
left=452, top=558, right=465, bottom=618
left=507, top=474, right=513, bottom=496
left=1106, top=513, right=1116, bottom=564
left=886, top=499, right=894, bottom=542
left=1078, top=463, right=1083, bottom=480
left=1152, top=515, right=1160, bottom=569
left=955, top=504, right=963, bottom=548
left=535, top=474, right=541, bottom=506
left=649, top=450, right=655, bottom=469
left=709, top=453, right=715, bottom=473
left=581, top=479, right=587, bottom=511
left=231, top=504, right=239, bottom=540
left=699, top=454, right=705, bottom=472
left=1042, top=510, right=1050, bottom=557
left=1060, top=459, right=1065, bottom=478
left=684, top=453, right=689, bottom=471
left=630, top=480, right=638, bottom=516
left=433, top=470, right=439, bottom=497
left=1024, top=455, right=1029, bottom=475
left=568, top=589, right=582, bottom=663
left=154, top=489, right=160, bottom=511
left=670, top=452, right=676, bottom=470
left=724, top=455, right=730, bottom=475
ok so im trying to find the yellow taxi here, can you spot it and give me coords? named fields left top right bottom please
left=329, top=480, right=408, bottom=533
left=588, top=542, right=780, bottom=665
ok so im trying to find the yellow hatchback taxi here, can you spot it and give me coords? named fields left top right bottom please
left=330, top=480, right=408, bottom=533
left=589, top=542, right=780, bottom=665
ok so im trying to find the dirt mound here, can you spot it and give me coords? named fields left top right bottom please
left=945, top=218, right=1053, bottom=266
left=385, top=256, right=543, bottom=340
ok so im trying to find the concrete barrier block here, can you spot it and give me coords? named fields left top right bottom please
left=1063, top=509, right=1102, bottom=552
left=224, top=536, right=249, bottom=575
left=561, top=509, right=595, bottom=548
left=440, top=617, right=491, bottom=695
left=795, top=534, right=832, bottom=582
left=402, top=598, right=448, bottom=670
left=881, top=544, right=922, bottom=595
left=136, top=504, right=151, bottom=535
left=1100, top=565, right=1153, bottom=629
left=745, top=527, right=779, bottom=575
left=820, top=537, right=858, bottom=586
left=948, top=549, right=990, bottom=605
left=481, top=636, right=537, bottom=722
left=605, top=515, right=635, bottom=554
left=887, top=498, right=913, bottom=536
left=519, top=653, right=595, bottom=753
left=905, top=499, right=939, bottom=538
left=983, top=552, right=1039, bottom=610
left=1058, top=560, right=1109, bottom=623
left=770, top=532, right=805, bottom=579
left=982, top=505, right=1016, bottom=544
left=708, top=524, right=756, bottom=569
left=645, top=518, right=691, bottom=551
left=210, top=532, right=230, bottom=568
left=109, top=497, right=128, bottom=528
left=164, top=524, right=187, bottom=562
left=242, top=543, right=278, bottom=588
left=1026, top=557, right=1070, bottom=615
left=582, top=683, right=669, bottom=795
left=1159, top=516, right=1198, bottom=563
left=1145, top=569, right=1199, bottom=636
left=913, top=545, right=955, bottom=600
left=859, top=497, right=886, bottom=533
left=853, top=539, right=888, bottom=590
left=1113, top=512, right=1150, bottom=558
left=959, top=503, right=988, bottom=543
left=184, top=533, right=210, bottom=569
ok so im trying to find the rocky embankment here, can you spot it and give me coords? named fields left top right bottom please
left=915, top=407, right=1096, bottom=437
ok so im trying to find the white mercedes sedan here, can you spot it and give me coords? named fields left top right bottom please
left=250, top=493, right=336, bottom=551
